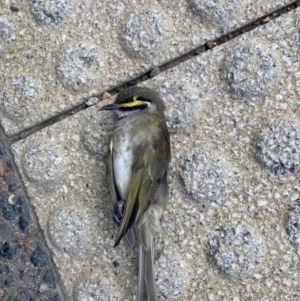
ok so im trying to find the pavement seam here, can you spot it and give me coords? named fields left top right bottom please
left=4, top=0, right=300, bottom=144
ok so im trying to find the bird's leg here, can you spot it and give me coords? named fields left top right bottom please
left=112, top=199, right=125, bottom=225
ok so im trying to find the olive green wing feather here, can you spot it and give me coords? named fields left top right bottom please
left=113, top=165, right=147, bottom=247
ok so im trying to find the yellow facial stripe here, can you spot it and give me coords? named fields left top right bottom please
left=122, top=96, right=148, bottom=108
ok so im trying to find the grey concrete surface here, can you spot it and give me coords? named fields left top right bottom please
left=9, top=6, right=300, bottom=300
left=0, top=0, right=295, bottom=135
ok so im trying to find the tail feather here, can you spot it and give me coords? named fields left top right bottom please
left=137, top=242, right=157, bottom=301
left=136, top=204, right=163, bottom=301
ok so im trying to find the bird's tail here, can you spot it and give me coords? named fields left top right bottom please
left=137, top=241, right=157, bottom=301
left=137, top=203, right=163, bottom=301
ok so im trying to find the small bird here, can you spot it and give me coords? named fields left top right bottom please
left=99, top=86, right=171, bottom=301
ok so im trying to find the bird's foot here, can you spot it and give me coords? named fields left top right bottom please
left=112, top=199, right=125, bottom=225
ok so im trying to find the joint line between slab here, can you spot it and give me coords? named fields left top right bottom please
left=5, top=0, right=300, bottom=144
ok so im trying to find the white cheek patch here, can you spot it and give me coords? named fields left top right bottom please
left=148, top=102, right=156, bottom=112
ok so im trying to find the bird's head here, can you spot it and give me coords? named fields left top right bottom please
left=99, top=87, right=165, bottom=118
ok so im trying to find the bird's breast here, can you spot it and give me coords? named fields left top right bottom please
left=112, top=132, right=134, bottom=200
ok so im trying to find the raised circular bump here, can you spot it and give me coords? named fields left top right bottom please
left=207, top=223, right=264, bottom=277
left=221, top=43, right=279, bottom=100
left=56, top=42, right=105, bottom=92
left=23, top=139, right=70, bottom=184
left=0, top=74, right=43, bottom=120
left=179, top=150, right=232, bottom=203
left=255, top=121, right=300, bottom=175
left=31, top=0, right=73, bottom=26
left=76, top=278, right=110, bottom=300
left=0, top=15, right=16, bottom=53
left=188, top=0, right=238, bottom=24
left=286, top=200, right=300, bottom=250
left=48, top=206, right=93, bottom=255
left=120, top=8, right=168, bottom=60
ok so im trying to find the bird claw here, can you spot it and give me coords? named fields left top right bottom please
left=112, top=199, right=125, bottom=225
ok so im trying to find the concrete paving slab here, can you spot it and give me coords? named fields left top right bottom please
left=12, top=7, right=300, bottom=300
left=0, top=0, right=296, bottom=135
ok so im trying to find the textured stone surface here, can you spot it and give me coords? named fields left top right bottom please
left=56, top=43, right=106, bottom=92
left=188, top=0, right=240, bottom=25
left=48, top=206, right=94, bottom=255
left=120, top=8, right=169, bottom=60
left=11, top=8, right=300, bottom=300
left=0, top=0, right=295, bottom=135
left=179, top=149, right=232, bottom=202
left=0, top=13, right=16, bottom=54
left=221, top=43, right=280, bottom=100
left=0, top=137, right=61, bottom=300
left=31, top=0, right=73, bottom=25
left=207, top=222, right=264, bottom=277
left=286, top=199, right=300, bottom=251
left=255, top=121, right=300, bottom=174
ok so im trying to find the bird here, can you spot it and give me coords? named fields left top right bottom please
left=99, top=86, right=171, bottom=301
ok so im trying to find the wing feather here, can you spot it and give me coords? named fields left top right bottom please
left=113, top=168, right=144, bottom=247
left=108, top=138, right=135, bottom=248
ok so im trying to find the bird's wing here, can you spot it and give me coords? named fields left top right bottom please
left=108, top=138, right=135, bottom=248
left=114, top=123, right=171, bottom=247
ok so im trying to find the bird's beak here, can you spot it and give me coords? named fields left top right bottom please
left=98, top=103, right=120, bottom=111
